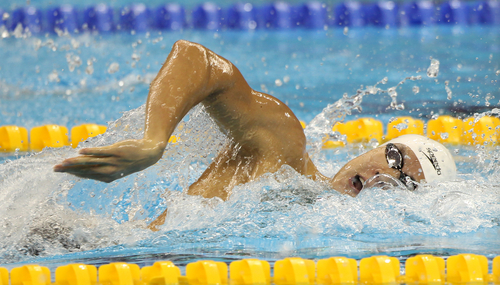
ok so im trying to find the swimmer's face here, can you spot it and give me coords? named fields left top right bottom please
left=330, top=143, right=425, bottom=196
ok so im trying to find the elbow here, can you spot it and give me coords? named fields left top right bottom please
left=172, top=40, right=208, bottom=59
left=172, top=39, right=193, bottom=49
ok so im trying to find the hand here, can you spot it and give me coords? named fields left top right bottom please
left=54, top=139, right=164, bottom=183
left=148, top=210, right=167, bottom=231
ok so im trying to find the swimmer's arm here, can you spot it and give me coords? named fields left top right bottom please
left=54, top=40, right=243, bottom=182
left=148, top=210, right=167, bottom=231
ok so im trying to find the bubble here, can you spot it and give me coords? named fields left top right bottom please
left=275, top=79, right=283, bottom=87
left=412, top=86, right=420, bottom=94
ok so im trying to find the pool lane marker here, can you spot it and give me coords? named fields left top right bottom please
left=0, top=254, right=499, bottom=285
left=1, top=115, right=499, bottom=153
left=1, top=1, right=499, bottom=35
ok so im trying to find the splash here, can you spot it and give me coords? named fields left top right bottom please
left=305, top=75, right=422, bottom=157
left=0, top=103, right=228, bottom=262
left=427, top=58, right=440, bottom=78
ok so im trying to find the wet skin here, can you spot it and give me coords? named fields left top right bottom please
left=329, top=143, right=425, bottom=196
left=54, top=40, right=424, bottom=230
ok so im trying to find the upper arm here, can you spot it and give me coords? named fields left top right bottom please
left=153, top=40, right=249, bottom=104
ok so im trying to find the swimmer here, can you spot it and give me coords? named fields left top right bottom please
left=54, top=40, right=456, bottom=230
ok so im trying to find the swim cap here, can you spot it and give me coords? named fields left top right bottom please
left=385, top=134, right=457, bottom=183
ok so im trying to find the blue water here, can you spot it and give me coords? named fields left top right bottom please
left=0, top=26, right=499, bottom=271
left=1, top=27, right=498, bottom=129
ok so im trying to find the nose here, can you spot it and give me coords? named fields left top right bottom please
left=360, top=168, right=381, bottom=180
left=363, top=168, right=399, bottom=181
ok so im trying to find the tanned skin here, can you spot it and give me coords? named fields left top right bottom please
left=54, top=40, right=424, bottom=230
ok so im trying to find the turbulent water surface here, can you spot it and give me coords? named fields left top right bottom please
left=0, top=27, right=499, bottom=270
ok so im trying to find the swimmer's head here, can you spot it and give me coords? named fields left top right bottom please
left=330, top=134, right=457, bottom=196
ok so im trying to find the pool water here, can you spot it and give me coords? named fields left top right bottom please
left=0, top=26, right=499, bottom=271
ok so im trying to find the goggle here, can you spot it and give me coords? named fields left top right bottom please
left=363, top=143, right=418, bottom=191
left=360, top=143, right=418, bottom=191
left=384, top=143, right=417, bottom=191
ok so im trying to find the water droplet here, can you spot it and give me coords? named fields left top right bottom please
left=445, top=80, right=452, bottom=100
left=13, top=23, right=24, bottom=38
left=131, top=53, right=140, bottom=61
left=54, top=27, right=65, bottom=37
left=343, top=26, right=349, bottom=35
left=394, top=122, right=408, bottom=131
left=413, top=86, right=420, bottom=94
left=66, top=53, right=82, bottom=72
left=496, top=70, right=500, bottom=76
left=367, top=86, right=380, bottom=94
left=86, top=65, right=94, bottom=75
left=0, top=25, right=9, bottom=38
left=427, top=59, right=440, bottom=78
left=48, top=70, right=60, bottom=83
left=275, top=79, right=283, bottom=87
left=108, top=62, right=120, bottom=74
left=388, top=87, right=397, bottom=97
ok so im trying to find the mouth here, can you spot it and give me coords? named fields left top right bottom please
left=349, top=174, right=365, bottom=195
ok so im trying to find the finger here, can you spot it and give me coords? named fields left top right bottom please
left=60, top=156, right=116, bottom=167
left=54, top=163, right=109, bottom=173
left=71, top=171, right=118, bottom=183
left=78, top=146, right=117, bottom=157
left=56, top=164, right=118, bottom=179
